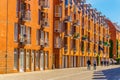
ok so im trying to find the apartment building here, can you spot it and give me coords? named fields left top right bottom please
left=106, top=20, right=120, bottom=61
left=0, top=0, right=110, bottom=74
left=0, top=0, right=53, bottom=73
left=53, top=0, right=110, bottom=68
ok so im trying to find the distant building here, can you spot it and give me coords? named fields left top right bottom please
left=106, top=19, right=120, bottom=60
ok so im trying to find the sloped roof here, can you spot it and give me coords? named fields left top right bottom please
left=113, top=23, right=120, bottom=32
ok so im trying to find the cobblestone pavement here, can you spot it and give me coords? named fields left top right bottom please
left=0, top=65, right=120, bottom=80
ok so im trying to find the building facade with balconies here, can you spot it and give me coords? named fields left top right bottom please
left=0, top=0, right=53, bottom=73
left=0, top=0, right=110, bottom=74
left=53, top=0, right=110, bottom=68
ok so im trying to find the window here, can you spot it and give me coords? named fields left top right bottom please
left=36, top=29, right=40, bottom=45
left=35, top=51, right=39, bottom=68
left=27, top=27, right=31, bottom=44
left=14, top=48, right=18, bottom=69
left=55, top=5, right=62, bottom=17
left=45, top=51, right=49, bottom=68
left=14, top=23, right=18, bottom=42
left=26, top=50, right=30, bottom=69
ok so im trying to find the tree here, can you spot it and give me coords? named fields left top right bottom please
left=109, top=40, right=113, bottom=58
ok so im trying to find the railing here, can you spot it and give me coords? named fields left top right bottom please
left=19, top=34, right=27, bottom=46
left=41, top=18, right=49, bottom=27
left=64, top=16, right=72, bottom=22
left=40, top=0, right=49, bottom=9
left=20, top=10, right=31, bottom=21
left=64, top=45, right=68, bottom=52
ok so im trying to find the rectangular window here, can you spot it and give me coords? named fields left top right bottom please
left=14, top=48, right=18, bottom=69
left=35, top=51, right=39, bottom=68
left=36, top=29, right=40, bottom=45
left=27, top=27, right=31, bottom=44
left=14, top=23, right=18, bottom=42
left=26, top=50, right=30, bottom=69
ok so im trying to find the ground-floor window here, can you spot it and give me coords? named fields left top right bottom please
left=14, top=48, right=18, bottom=69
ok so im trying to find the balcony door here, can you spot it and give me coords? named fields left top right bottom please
left=70, top=56, right=73, bottom=68
left=62, top=55, right=68, bottom=68
left=40, top=52, right=44, bottom=70
left=31, top=50, right=35, bottom=71
left=73, top=56, right=76, bottom=67
left=80, top=56, right=84, bottom=67
left=20, top=49, right=24, bottom=72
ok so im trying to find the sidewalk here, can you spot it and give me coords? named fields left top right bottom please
left=0, top=65, right=120, bottom=80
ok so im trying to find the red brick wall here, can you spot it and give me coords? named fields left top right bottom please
left=105, top=19, right=117, bottom=59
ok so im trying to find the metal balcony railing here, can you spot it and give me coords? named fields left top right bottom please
left=40, top=0, right=49, bottom=10
left=20, top=10, right=31, bottom=21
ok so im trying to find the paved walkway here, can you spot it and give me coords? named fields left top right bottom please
left=0, top=65, right=120, bottom=80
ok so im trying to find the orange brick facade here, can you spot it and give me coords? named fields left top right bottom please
left=0, top=0, right=53, bottom=73
left=0, top=0, right=110, bottom=74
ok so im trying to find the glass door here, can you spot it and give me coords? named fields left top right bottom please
left=20, top=49, right=24, bottom=72
left=40, top=52, right=44, bottom=70
left=31, top=50, right=35, bottom=71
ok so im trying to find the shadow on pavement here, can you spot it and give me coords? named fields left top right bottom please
left=92, top=67, right=120, bottom=80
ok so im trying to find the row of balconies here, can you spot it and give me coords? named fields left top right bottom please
left=19, top=34, right=49, bottom=48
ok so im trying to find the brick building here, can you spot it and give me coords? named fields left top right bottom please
left=53, top=0, right=110, bottom=68
left=106, top=19, right=120, bottom=60
left=0, top=0, right=110, bottom=74
left=0, top=0, right=53, bottom=73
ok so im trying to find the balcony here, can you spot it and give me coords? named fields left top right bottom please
left=88, top=49, right=91, bottom=54
left=20, top=10, right=31, bottom=22
left=54, top=37, right=62, bottom=48
left=73, top=33, right=80, bottom=39
left=81, top=46, right=84, bottom=54
left=73, top=47, right=77, bottom=52
left=44, top=40, right=49, bottom=47
left=73, top=20, right=80, bottom=26
left=54, top=23, right=62, bottom=33
left=64, top=16, right=72, bottom=23
left=82, top=35, right=87, bottom=40
left=103, top=42, right=109, bottom=47
left=106, top=34, right=110, bottom=38
left=40, top=39, right=45, bottom=48
left=64, top=31, right=72, bottom=37
left=40, top=0, right=49, bottom=11
left=54, top=44, right=61, bottom=48
left=41, top=18, right=49, bottom=29
left=64, top=45, right=68, bottom=52
left=99, top=41, right=103, bottom=45
left=19, top=34, right=27, bottom=47
left=59, top=0, right=64, bottom=2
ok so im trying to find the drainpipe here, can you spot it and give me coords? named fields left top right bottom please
left=6, top=0, right=8, bottom=74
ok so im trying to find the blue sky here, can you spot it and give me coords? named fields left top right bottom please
left=86, top=0, right=120, bottom=25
